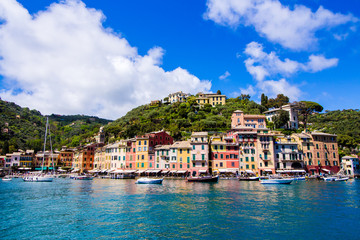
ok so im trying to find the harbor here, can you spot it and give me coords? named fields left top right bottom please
left=1, top=178, right=359, bottom=239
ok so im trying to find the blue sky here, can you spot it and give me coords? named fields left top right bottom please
left=0, top=0, right=359, bottom=119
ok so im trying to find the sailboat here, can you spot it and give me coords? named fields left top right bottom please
left=23, top=117, right=54, bottom=182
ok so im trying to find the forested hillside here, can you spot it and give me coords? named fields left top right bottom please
left=0, top=99, right=111, bottom=154
left=104, top=95, right=267, bottom=141
left=308, top=109, right=360, bottom=151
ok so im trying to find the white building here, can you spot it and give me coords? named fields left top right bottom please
left=341, top=156, right=360, bottom=177
left=264, top=103, right=299, bottom=129
left=168, top=91, right=190, bottom=103
left=274, top=136, right=305, bottom=174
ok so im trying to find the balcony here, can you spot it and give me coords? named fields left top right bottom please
left=280, top=158, right=303, bottom=162
left=191, top=158, right=207, bottom=162
left=261, top=158, right=272, bottom=161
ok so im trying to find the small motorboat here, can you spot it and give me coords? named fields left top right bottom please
left=23, top=175, right=53, bottom=182
left=260, top=178, right=293, bottom=184
left=187, top=175, right=219, bottom=183
left=74, top=175, right=93, bottom=180
left=334, top=176, right=349, bottom=181
left=2, top=176, right=12, bottom=181
left=136, top=177, right=163, bottom=184
left=322, top=176, right=337, bottom=181
left=238, top=176, right=259, bottom=181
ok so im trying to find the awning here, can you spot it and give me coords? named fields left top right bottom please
left=71, top=168, right=80, bottom=173
left=170, top=170, right=177, bottom=173
left=199, top=170, right=207, bottom=173
left=161, top=170, right=169, bottom=174
left=58, top=169, right=67, bottom=172
left=137, top=170, right=146, bottom=174
left=292, top=170, right=306, bottom=173
left=151, top=170, right=161, bottom=173
left=124, top=170, right=137, bottom=173
left=177, top=170, right=187, bottom=174
left=264, top=169, right=273, bottom=172
left=113, top=169, right=124, bottom=174
left=276, top=170, right=284, bottom=173
left=219, top=169, right=227, bottom=173
left=101, top=169, right=107, bottom=173
left=245, top=170, right=255, bottom=174
left=322, top=169, right=331, bottom=173
left=108, top=169, right=115, bottom=173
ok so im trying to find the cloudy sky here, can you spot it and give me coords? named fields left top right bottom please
left=0, top=0, right=359, bottom=119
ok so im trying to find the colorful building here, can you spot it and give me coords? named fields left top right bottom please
left=231, top=110, right=266, bottom=129
left=168, top=91, right=190, bottom=103
left=190, top=132, right=209, bottom=176
left=309, top=132, right=340, bottom=175
left=341, top=156, right=359, bottom=177
left=196, top=93, right=226, bottom=107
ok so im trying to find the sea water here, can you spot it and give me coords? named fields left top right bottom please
left=1, top=178, right=359, bottom=239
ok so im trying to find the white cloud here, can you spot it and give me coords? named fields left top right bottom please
left=0, top=0, right=211, bottom=120
left=205, top=0, right=357, bottom=50
left=258, top=79, right=302, bottom=100
left=244, top=42, right=338, bottom=80
left=219, top=71, right=230, bottom=80
left=305, top=55, right=339, bottom=72
left=239, top=85, right=256, bottom=96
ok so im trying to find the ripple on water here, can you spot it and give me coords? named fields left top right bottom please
left=1, top=178, right=360, bottom=239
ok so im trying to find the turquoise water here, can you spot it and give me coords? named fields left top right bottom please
left=1, top=178, right=360, bottom=239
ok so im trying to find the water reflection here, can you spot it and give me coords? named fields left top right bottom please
left=0, top=178, right=360, bottom=239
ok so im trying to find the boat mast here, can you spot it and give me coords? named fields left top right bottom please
left=41, top=117, right=49, bottom=174
left=49, top=121, right=54, bottom=174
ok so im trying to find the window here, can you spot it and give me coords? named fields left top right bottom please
left=252, top=165, right=255, bottom=169
left=251, top=157, right=254, bottom=162
left=187, top=157, right=190, bottom=163
left=202, top=145, right=205, bottom=150
left=193, top=154, right=196, bottom=160
left=220, top=154, right=223, bottom=159
left=193, top=145, right=195, bottom=150
left=220, top=162, right=223, bottom=167
left=202, top=154, right=205, bottom=160
left=317, top=152, right=320, bottom=158
left=214, top=154, right=218, bottom=159
left=245, top=157, right=249, bottom=162
left=231, top=162, right=235, bottom=167
left=141, top=163, right=144, bottom=168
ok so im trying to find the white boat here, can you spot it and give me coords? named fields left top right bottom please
left=334, top=176, right=349, bottom=181
left=23, top=117, right=54, bottom=183
left=2, top=176, right=12, bottom=181
left=322, top=176, right=337, bottom=181
left=260, top=178, right=293, bottom=184
left=23, top=175, right=53, bottom=182
left=136, top=177, right=163, bottom=184
left=73, top=175, right=93, bottom=180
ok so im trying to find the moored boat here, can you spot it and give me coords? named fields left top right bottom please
left=260, top=178, right=293, bottom=184
left=2, top=176, right=12, bottom=181
left=187, top=175, right=219, bottom=183
left=23, top=175, right=53, bottom=182
left=74, top=175, right=93, bottom=180
left=334, top=176, right=349, bottom=181
left=136, top=177, right=163, bottom=184
left=238, top=176, right=259, bottom=181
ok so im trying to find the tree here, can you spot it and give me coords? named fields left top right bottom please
left=267, top=94, right=289, bottom=108
left=273, top=110, right=290, bottom=129
left=261, top=93, right=268, bottom=108
left=217, top=90, right=222, bottom=95
left=238, top=94, right=250, bottom=101
left=295, top=101, right=323, bottom=131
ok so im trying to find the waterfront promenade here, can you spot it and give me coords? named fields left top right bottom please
left=1, top=178, right=359, bottom=239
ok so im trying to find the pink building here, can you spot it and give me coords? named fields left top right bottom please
left=231, top=110, right=266, bottom=129
left=190, top=132, right=209, bottom=176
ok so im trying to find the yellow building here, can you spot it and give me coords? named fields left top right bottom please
left=210, top=135, right=227, bottom=174
left=196, top=93, right=226, bottom=107
left=175, top=141, right=191, bottom=172
left=136, top=137, right=149, bottom=170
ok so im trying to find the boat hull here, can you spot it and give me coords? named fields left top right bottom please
left=23, top=176, right=53, bottom=182
left=238, top=177, right=259, bottom=181
left=74, top=176, right=93, bottom=180
left=187, top=176, right=219, bottom=182
left=136, top=178, right=163, bottom=184
left=260, top=179, right=293, bottom=184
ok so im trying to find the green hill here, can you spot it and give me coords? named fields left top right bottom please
left=0, top=99, right=111, bottom=154
left=104, top=96, right=267, bottom=141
